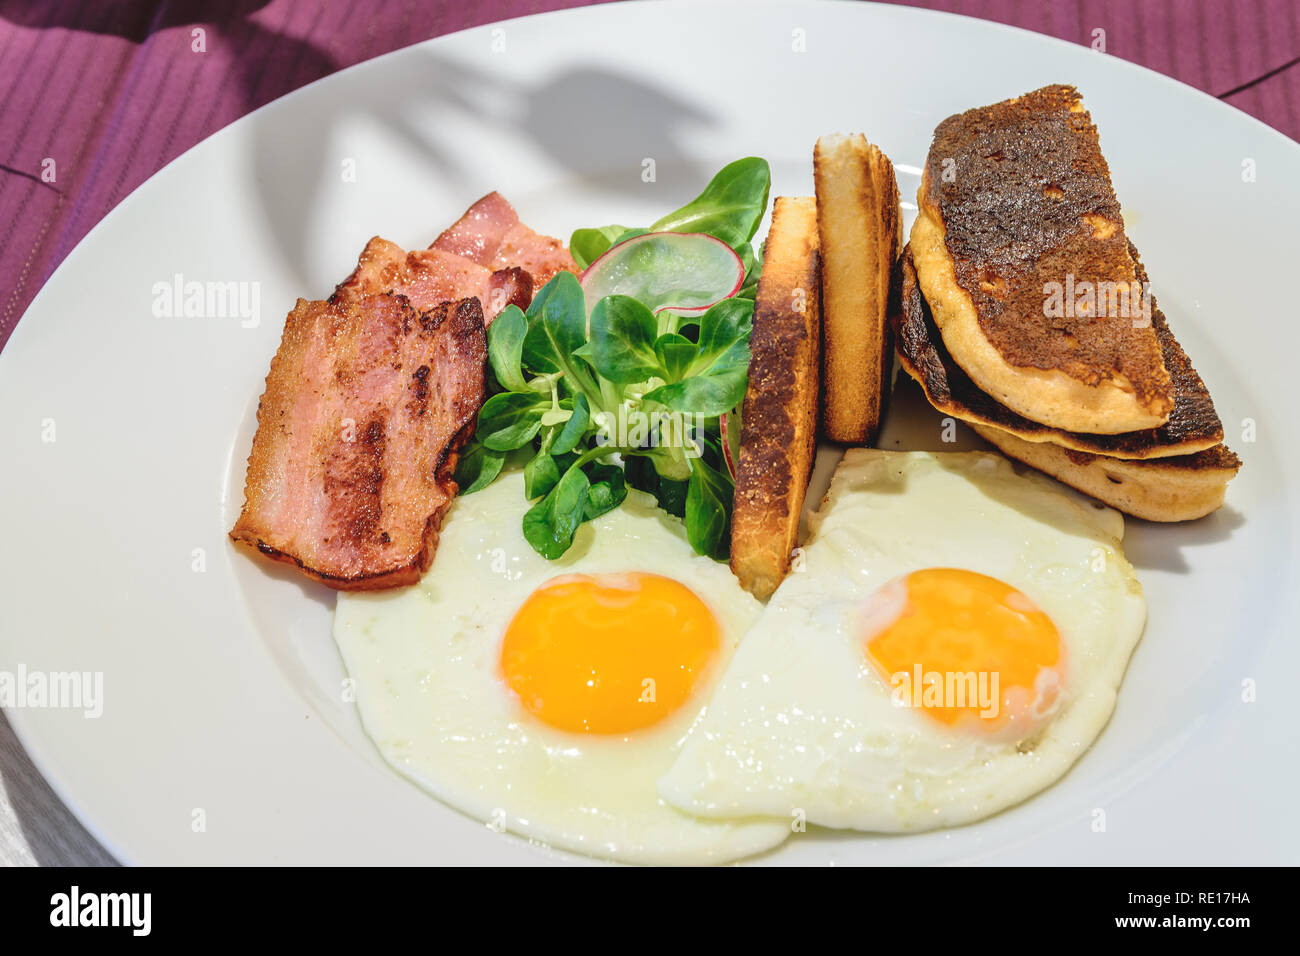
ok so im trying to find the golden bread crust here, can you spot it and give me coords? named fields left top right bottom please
left=814, top=134, right=900, bottom=444
left=731, top=196, right=822, bottom=600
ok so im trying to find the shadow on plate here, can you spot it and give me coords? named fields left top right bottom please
left=883, top=372, right=1245, bottom=568
left=1120, top=504, right=1246, bottom=574
left=0, top=709, right=119, bottom=866
left=251, top=45, right=717, bottom=293
left=231, top=540, right=340, bottom=614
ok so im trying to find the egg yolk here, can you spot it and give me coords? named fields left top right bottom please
left=863, top=568, right=1065, bottom=737
left=501, top=573, right=721, bottom=734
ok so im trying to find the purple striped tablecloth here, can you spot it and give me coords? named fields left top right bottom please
left=1, top=0, right=1297, bottom=866
left=2, top=0, right=1298, bottom=357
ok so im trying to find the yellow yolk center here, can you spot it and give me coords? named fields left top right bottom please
left=501, top=572, right=721, bottom=734
left=864, top=568, right=1065, bottom=736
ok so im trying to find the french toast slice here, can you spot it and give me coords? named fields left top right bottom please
left=731, top=196, right=822, bottom=600
left=912, top=85, right=1173, bottom=434
left=894, top=244, right=1224, bottom=459
left=814, top=134, right=900, bottom=444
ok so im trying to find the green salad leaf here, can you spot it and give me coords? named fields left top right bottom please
left=650, top=157, right=771, bottom=248
left=569, top=158, right=768, bottom=292
left=523, top=463, right=590, bottom=559
left=586, top=295, right=662, bottom=384
left=524, top=446, right=564, bottom=500
left=582, top=462, right=628, bottom=520
left=454, top=439, right=506, bottom=495
left=550, top=393, right=590, bottom=455
left=521, top=272, right=601, bottom=402
left=464, top=158, right=772, bottom=562
left=653, top=332, right=696, bottom=382
left=642, top=297, right=752, bottom=415
left=569, top=224, right=629, bottom=271
left=476, top=391, right=547, bottom=451
left=486, top=304, right=531, bottom=393
left=685, top=453, right=732, bottom=560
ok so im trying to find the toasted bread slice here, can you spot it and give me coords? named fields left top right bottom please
left=814, top=134, right=900, bottom=444
left=895, top=243, right=1224, bottom=459
left=731, top=196, right=821, bottom=600
left=973, top=424, right=1240, bottom=521
left=913, top=85, right=1173, bottom=434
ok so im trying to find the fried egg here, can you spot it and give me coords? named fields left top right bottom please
left=658, top=449, right=1146, bottom=832
left=333, top=470, right=789, bottom=864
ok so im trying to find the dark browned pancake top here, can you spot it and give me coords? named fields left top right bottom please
left=922, top=84, right=1171, bottom=410
left=895, top=242, right=1224, bottom=458
left=1057, top=442, right=1241, bottom=473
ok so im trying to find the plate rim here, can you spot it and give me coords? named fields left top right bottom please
left=3, top=0, right=1297, bottom=866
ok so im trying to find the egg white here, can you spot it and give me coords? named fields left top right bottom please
left=334, top=469, right=790, bottom=864
left=658, top=449, right=1147, bottom=832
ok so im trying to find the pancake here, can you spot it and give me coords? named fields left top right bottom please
left=973, top=425, right=1240, bottom=522
left=913, top=84, right=1173, bottom=434
left=894, top=243, right=1224, bottom=459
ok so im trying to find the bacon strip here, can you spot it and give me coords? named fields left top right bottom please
left=432, top=191, right=579, bottom=287
left=488, top=265, right=533, bottom=317
left=230, top=291, right=487, bottom=589
left=488, top=223, right=578, bottom=287
left=429, top=191, right=519, bottom=265
left=339, top=236, right=529, bottom=323
left=232, top=193, right=569, bottom=591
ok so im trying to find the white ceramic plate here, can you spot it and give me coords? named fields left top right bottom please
left=2, top=0, right=1296, bottom=865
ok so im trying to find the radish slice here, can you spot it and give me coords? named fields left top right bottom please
left=580, top=231, right=744, bottom=315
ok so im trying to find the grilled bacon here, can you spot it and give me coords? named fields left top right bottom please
left=432, top=191, right=578, bottom=286
left=339, top=237, right=530, bottom=323
left=230, top=291, right=487, bottom=590
left=232, top=193, right=574, bottom=591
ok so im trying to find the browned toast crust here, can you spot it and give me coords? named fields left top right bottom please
left=814, top=134, right=900, bottom=444
left=731, top=196, right=822, bottom=600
